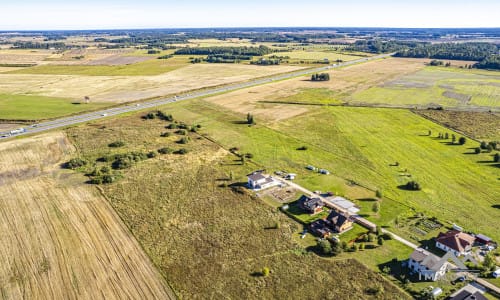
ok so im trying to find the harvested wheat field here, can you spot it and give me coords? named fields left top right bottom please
left=0, top=64, right=304, bottom=103
left=204, top=57, right=429, bottom=120
left=0, top=132, right=174, bottom=299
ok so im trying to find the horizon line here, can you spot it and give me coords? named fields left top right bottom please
left=1, top=26, right=500, bottom=32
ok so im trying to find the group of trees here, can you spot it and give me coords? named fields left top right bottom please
left=311, top=73, right=330, bottom=81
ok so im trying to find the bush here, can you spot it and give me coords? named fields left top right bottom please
left=160, top=132, right=171, bottom=137
left=175, top=129, right=187, bottom=135
left=475, top=147, right=481, bottom=154
left=147, top=151, right=157, bottom=158
left=178, top=137, right=190, bottom=144
left=143, top=112, right=156, bottom=119
left=244, top=153, right=253, bottom=159
left=296, top=146, right=308, bottom=150
left=375, top=189, right=383, bottom=198
left=102, top=174, right=116, bottom=184
left=176, top=148, right=189, bottom=155
left=405, top=180, right=421, bottom=191
left=480, top=141, right=488, bottom=149
left=108, top=141, right=125, bottom=148
left=377, top=237, right=384, bottom=246
left=65, top=158, right=87, bottom=169
left=262, top=267, right=270, bottom=277
left=158, top=147, right=173, bottom=154
left=112, top=158, right=132, bottom=169
left=166, top=123, right=178, bottom=129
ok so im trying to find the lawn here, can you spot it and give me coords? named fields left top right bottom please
left=65, top=110, right=410, bottom=299
left=285, top=200, right=330, bottom=224
left=0, top=93, right=110, bottom=120
left=350, top=67, right=500, bottom=108
left=7, top=56, right=191, bottom=76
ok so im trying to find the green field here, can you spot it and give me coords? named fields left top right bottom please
left=7, top=56, right=191, bottom=76
left=152, top=100, right=500, bottom=244
left=270, top=88, right=343, bottom=105
left=350, top=67, right=500, bottom=108
left=0, top=93, right=110, bottom=120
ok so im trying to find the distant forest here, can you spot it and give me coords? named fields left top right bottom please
left=3, top=28, right=499, bottom=70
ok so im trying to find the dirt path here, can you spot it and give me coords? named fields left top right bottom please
left=0, top=132, right=175, bottom=299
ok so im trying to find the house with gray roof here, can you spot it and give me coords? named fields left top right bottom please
left=408, top=248, right=449, bottom=281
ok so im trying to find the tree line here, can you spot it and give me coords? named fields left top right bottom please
left=174, top=45, right=273, bottom=56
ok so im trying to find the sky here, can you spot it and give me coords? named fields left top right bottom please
left=1, top=0, right=499, bottom=30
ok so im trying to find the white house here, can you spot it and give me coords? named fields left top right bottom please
left=435, top=230, right=475, bottom=257
left=247, top=172, right=279, bottom=190
left=408, top=248, right=449, bottom=281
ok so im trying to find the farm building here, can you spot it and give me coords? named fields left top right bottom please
left=298, top=195, right=324, bottom=215
left=435, top=230, right=475, bottom=257
left=407, top=248, right=449, bottom=281
left=247, top=171, right=279, bottom=190
left=325, top=210, right=353, bottom=233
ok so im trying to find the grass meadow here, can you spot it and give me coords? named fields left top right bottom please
left=153, top=100, right=500, bottom=244
left=7, top=56, right=191, bottom=76
left=66, top=112, right=409, bottom=299
left=350, top=67, right=500, bottom=108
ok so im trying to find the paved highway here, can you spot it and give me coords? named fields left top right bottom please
left=0, top=53, right=392, bottom=140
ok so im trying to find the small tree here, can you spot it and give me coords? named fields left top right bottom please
left=372, top=201, right=380, bottom=214
left=262, top=267, right=270, bottom=277
left=458, top=137, right=466, bottom=145
left=317, top=239, right=332, bottom=255
left=247, top=113, right=254, bottom=125
left=428, top=130, right=432, bottom=136
left=480, top=141, right=488, bottom=149
left=444, top=133, right=449, bottom=139
left=483, top=253, right=495, bottom=271
left=375, top=189, right=383, bottom=199
left=474, top=147, right=481, bottom=154
left=377, top=237, right=384, bottom=246
left=494, top=153, right=500, bottom=163
left=359, top=243, right=365, bottom=250
left=451, top=134, right=456, bottom=144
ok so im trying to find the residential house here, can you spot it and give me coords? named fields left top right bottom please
left=407, top=248, right=449, bottom=281
left=325, top=210, right=353, bottom=233
left=435, top=230, right=475, bottom=256
left=299, top=195, right=324, bottom=215
left=309, top=219, right=333, bottom=238
left=449, top=284, right=488, bottom=300
left=247, top=171, right=278, bottom=190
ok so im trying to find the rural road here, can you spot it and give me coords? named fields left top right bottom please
left=0, top=53, right=392, bottom=140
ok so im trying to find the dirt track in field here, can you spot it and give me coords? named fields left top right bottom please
left=0, top=133, right=175, bottom=299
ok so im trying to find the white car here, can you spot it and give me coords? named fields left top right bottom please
left=101, top=113, right=108, bottom=116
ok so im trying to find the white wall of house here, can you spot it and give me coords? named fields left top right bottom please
left=436, top=242, right=464, bottom=257
left=408, top=259, right=447, bottom=281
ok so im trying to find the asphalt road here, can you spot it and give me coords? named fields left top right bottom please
left=0, top=53, right=392, bottom=140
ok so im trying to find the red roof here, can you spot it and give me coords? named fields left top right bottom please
left=436, top=230, right=475, bottom=253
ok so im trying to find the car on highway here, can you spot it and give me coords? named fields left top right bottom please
left=101, top=113, right=108, bottom=116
